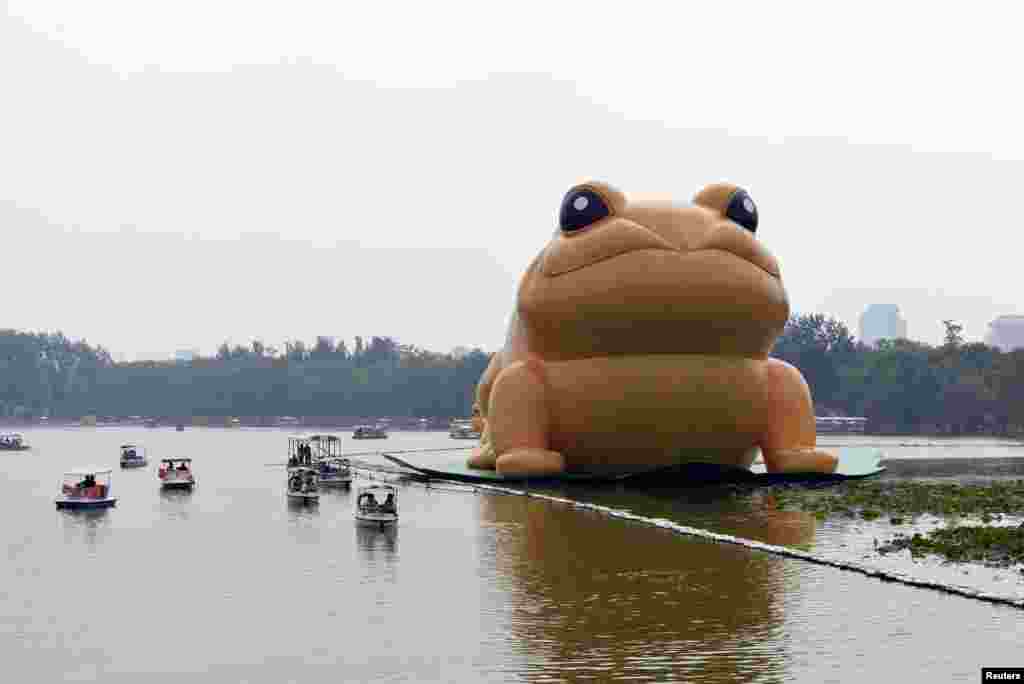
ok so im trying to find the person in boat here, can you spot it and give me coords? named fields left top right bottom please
left=177, top=461, right=189, bottom=471
left=358, top=492, right=377, bottom=510
left=382, top=493, right=396, bottom=513
left=77, top=474, right=96, bottom=494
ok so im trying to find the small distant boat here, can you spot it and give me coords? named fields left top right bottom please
left=228, top=417, right=241, bottom=428
left=158, top=458, right=195, bottom=489
left=144, top=418, right=159, bottom=428
left=0, top=433, right=29, bottom=451
left=120, top=444, right=148, bottom=468
left=56, top=468, right=117, bottom=509
left=287, top=466, right=320, bottom=503
left=352, top=424, right=388, bottom=440
left=355, top=484, right=398, bottom=528
left=448, top=420, right=480, bottom=440
left=175, top=424, right=185, bottom=432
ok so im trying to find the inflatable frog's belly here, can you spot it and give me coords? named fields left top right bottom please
left=541, top=354, right=772, bottom=471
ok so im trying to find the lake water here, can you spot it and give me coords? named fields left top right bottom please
left=2, top=427, right=1021, bottom=682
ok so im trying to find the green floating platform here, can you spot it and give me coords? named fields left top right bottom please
left=383, top=447, right=886, bottom=486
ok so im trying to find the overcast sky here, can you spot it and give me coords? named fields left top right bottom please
left=3, top=2, right=1022, bottom=360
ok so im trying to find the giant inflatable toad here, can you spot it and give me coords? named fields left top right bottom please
left=469, top=180, right=838, bottom=477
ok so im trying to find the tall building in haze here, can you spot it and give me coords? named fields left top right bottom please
left=858, top=304, right=908, bottom=346
left=984, top=315, right=1024, bottom=351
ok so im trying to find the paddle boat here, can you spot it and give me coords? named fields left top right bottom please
left=305, top=434, right=353, bottom=487
left=56, top=468, right=117, bottom=509
left=158, top=458, right=195, bottom=490
left=354, top=484, right=398, bottom=528
left=319, top=456, right=353, bottom=487
left=352, top=424, right=388, bottom=440
left=0, top=433, right=29, bottom=451
left=449, top=419, right=480, bottom=440
left=287, top=466, right=320, bottom=503
left=287, top=435, right=317, bottom=469
left=119, top=444, right=147, bottom=468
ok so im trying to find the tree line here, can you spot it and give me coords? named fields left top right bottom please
left=0, top=331, right=489, bottom=421
left=772, top=315, right=1024, bottom=435
left=2, top=319, right=1023, bottom=435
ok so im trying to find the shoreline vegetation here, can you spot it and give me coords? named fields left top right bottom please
left=2, top=314, right=1024, bottom=434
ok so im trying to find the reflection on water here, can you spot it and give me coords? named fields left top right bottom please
left=157, top=487, right=193, bottom=523
left=58, top=509, right=112, bottom=553
left=478, top=493, right=810, bottom=683
left=355, top=524, right=399, bottom=560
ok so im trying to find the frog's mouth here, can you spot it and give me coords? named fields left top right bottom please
left=540, top=222, right=675, bottom=277
left=541, top=231, right=780, bottom=280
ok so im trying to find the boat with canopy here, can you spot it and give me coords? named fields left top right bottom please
left=354, top=484, right=398, bottom=528
left=158, top=458, right=195, bottom=489
left=120, top=444, right=148, bottom=468
left=56, top=468, right=117, bottom=509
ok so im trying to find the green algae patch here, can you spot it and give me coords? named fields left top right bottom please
left=877, top=525, right=1024, bottom=568
left=769, top=479, right=1024, bottom=568
left=771, top=479, right=1024, bottom=522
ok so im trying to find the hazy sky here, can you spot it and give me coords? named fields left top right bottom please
left=3, top=2, right=1023, bottom=360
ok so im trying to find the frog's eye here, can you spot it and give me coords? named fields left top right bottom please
left=725, top=189, right=758, bottom=233
left=559, top=186, right=611, bottom=233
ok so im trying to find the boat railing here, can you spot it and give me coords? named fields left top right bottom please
left=61, top=483, right=110, bottom=499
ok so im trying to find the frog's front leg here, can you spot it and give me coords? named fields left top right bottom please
left=485, top=357, right=565, bottom=477
left=759, top=358, right=837, bottom=474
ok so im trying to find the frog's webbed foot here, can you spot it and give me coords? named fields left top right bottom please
left=468, top=423, right=497, bottom=470
left=468, top=443, right=497, bottom=470
left=760, top=358, right=837, bottom=474
left=495, top=448, right=565, bottom=477
left=478, top=356, right=563, bottom=477
left=761, top=447, right=837, bottom=474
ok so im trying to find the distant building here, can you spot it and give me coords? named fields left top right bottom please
left=984, top=315, right=1024, bottom=352
left=858, top=304, right=908, bottom=346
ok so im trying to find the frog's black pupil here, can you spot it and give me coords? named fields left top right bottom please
left=725, top=189, right=758, bottom=233
left=559, top=188, right=610, bottom=232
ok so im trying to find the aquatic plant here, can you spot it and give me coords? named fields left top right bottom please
left=771, top=480, right=1024, bottom=522
left=877, top=524, right=1024, bottom=568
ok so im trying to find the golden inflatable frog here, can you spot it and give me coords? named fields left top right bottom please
left=469, top=180, right=837, bottom=478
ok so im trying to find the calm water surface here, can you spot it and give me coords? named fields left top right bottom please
left=2, top=428, right=1021, bottom=682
